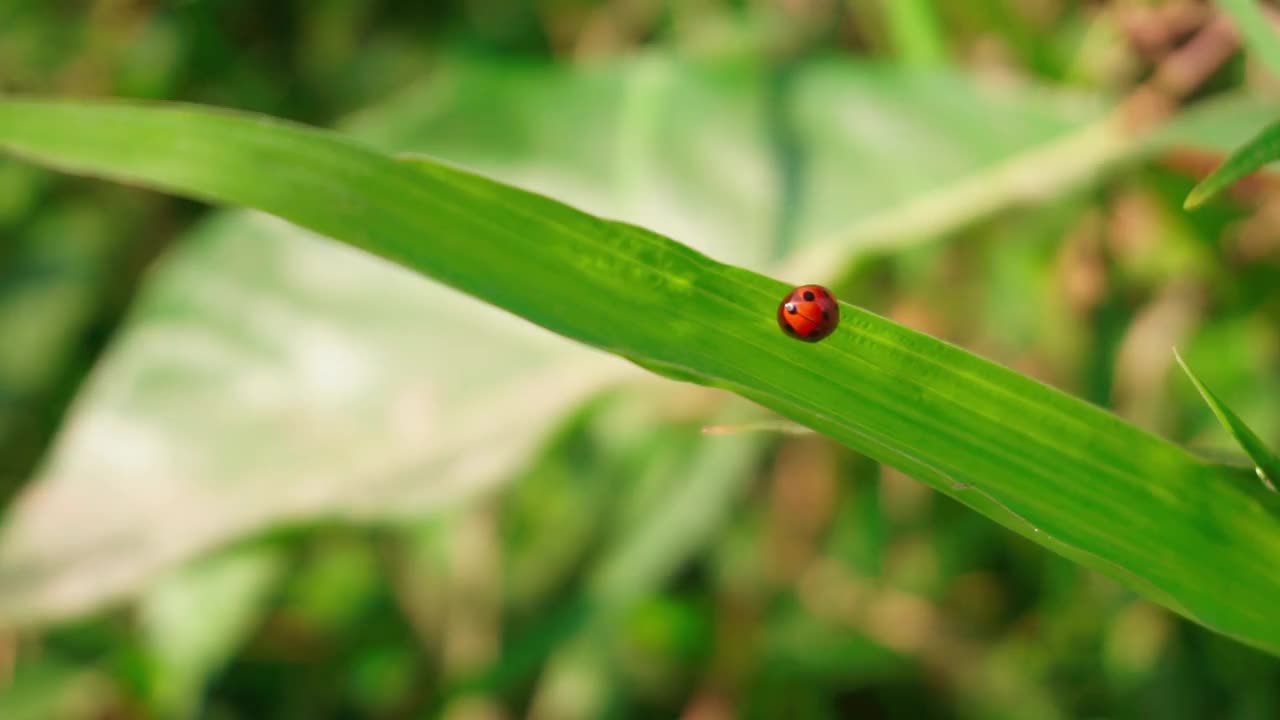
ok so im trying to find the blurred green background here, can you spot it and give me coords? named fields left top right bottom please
left=2, top=1, right=1280, bottom=718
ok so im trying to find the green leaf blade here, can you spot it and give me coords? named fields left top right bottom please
left=1, top=99, right=1279, bottom=655
left=1176, top=350, right=1280, bottom=491
left=1184, top=117, right=1280, bottom=209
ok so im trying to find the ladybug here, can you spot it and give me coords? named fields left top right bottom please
left=777, top=284, right=839, bottom=342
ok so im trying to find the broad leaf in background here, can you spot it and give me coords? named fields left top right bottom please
left=789, top=63, right=1106, bottom=253
left=0, top=208, right=638, bottom=624
left=1152, top=91, right=1280, bottom=151
left=784, top=69, right=1280, bottom=277
left=358, top=56, right=781, bottom=268
left=371, top=59, right=1116, bottom=270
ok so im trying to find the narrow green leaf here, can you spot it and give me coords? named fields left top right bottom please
left=0, top=99, right=1279, bottom=655
left=1217, top=0, right=1280, bottom=79
left=1184, top=118, right=1280, bottom=209
left=1175, top=350, right=1280, bottom=492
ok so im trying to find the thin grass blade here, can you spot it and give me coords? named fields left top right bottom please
left=1184, top=117, right=1280, bottom=208
left=1175, top=350, right=1280, bottom=492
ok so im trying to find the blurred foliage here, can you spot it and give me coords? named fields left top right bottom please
left=2, top=1, right=1280, bottom=719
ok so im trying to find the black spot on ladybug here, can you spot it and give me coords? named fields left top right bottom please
left=803, top=291, right=815, bottom=301
left=808, top=329, right=821, bottom=338
left=822, top=310, right=830, bottom=321
left=783, top=324, right=796, bottom=334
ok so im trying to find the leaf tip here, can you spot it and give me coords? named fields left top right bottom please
left=1175, top=348, right=1280, bottom=493
left=1172, top=347, right=1193, bottom=379
left=1257, top=467, right=1278, bottom=493
left=1174, top=349, right=1218, bottom=415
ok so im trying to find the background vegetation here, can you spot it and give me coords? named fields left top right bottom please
left=2, top=1, right=1280, bottom=718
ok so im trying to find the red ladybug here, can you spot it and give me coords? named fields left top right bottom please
left=777, top=284, right=839, bottom=342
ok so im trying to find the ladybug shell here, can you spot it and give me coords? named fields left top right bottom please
left=777, top=284, right=839, bottom=342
